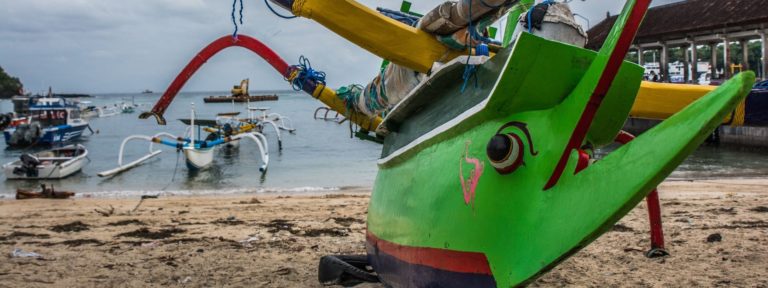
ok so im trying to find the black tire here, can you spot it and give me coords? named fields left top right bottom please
left=318, top=255, right=379, bottom=287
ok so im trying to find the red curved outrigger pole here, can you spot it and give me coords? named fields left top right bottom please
left=139, top=35, right=291, bottom=125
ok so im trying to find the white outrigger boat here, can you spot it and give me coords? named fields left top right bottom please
left=3, top=144, right=88, bottom=179
left=181, top=106, right=294, bottom=150
left=97, top=103, right=270, bottom=177
left=247, top=106, right=295, bottom=133
left=97, top=105, right=120, bottom=118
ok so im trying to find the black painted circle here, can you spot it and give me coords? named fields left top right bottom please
left=486, top=134, right=511, bottom=162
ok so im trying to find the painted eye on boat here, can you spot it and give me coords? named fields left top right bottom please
left=487, top=133, right=524, bottom=174
left=487, top=121, right=538, bottom=175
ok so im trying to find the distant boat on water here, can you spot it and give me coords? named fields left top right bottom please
left=52, top=93, right=91, bottom=98
left=141, top=89, right=153, bottom=94
left=3, top=97, right=91, bottom=147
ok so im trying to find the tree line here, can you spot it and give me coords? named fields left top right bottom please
left=0, top=66, right=23, bottom=99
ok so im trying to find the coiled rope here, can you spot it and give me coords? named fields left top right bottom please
left=286, top=55, right=326, bottom=91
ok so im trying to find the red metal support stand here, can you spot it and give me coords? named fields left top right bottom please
left=615, top=131, right=669, bottom=258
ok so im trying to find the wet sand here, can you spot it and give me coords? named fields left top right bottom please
left=1, top=179, right=767, bottom=287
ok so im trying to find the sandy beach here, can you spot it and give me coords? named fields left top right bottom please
left=1, top=179, right=767, bottom=287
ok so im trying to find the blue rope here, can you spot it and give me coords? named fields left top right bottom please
left=288, top=56, right=326, bottom=91
left=264, top=0, right=297, bottom=19
left=461, top=0, right=478, bottom=93
left=527, top=0, right=556, bottom=33
left=376, top=7, right=419, bottom=26
left=239, top=0, right=244, bottom=25
left=231, top=0, right=240, bottom=39
left=527, top=4, right=534, bottom=33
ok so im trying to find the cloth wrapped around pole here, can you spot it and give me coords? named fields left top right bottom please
left=418, top=0, right=516, bottom=35
left=507, top=3, right=587, bottom=48
left=338, top=64, right=422, bottom=119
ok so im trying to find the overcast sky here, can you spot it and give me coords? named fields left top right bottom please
left=0, top=0, right=680, bottom=94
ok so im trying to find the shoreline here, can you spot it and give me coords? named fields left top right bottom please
left=1, top=179, right=766, bottom=287
left=0, top=185, right=373, bottom=200
left=2, top=177, right=767, bottom=201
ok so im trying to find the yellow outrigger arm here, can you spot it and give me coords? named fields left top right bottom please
left=271, top=0, right=730, bottom=125
left=284, top=0, right=465, bottom=73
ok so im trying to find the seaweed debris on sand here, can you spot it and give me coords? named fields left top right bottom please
left=0, top=182, right=765, bottom=287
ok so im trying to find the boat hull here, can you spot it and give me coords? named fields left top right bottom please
left=3, top=144, right=88, bottom=179
left=3, top=123, right=89, bottom=147
left=183, top=147, right=214, bottom=170
left=365, top=32, right=754, bottom=287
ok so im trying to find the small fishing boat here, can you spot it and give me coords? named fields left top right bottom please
left=3, top=144, right=88, bottom=179
left=246, top=106, right=295, bottom=133
left=77, top=101, right=99, bottom=118
left=98, top=103, right=270, bottom=177
left=16, top=184, right=75, bottom=199
left=121, top=103, right=135, bottom=113
left=3, top=97, right=92, bottom=147
left=142, top=89, right=153, bottom=94
left=97, top=105, right=120, bottom=117
left=121, top=96, right=138, bottom=113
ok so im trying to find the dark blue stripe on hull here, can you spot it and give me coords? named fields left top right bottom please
left=39, top=125, right=88, bottom=145
left=366, top=243, right=497, bottom=288
left=745, top=90, right=768, bottom=126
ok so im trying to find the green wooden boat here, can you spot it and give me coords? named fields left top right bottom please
left=358, top=1, right=752, bottom=287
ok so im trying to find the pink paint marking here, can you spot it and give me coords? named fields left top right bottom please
left=460, top=141, right=484, bottom=206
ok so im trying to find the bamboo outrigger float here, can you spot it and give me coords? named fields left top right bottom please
left=140, top=0, right=755, bottom=286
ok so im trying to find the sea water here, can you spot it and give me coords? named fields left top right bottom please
left=0, top=91, right=380, bottom=197
left=0, top=91, right=767, bottom=197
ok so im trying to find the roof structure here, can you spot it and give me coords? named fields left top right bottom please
left=586, top=0, right=768, bottom=50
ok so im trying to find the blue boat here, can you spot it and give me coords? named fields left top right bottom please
left=4, top=97, right=91, bottom=147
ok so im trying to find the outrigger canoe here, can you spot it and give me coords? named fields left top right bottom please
left=139, top=0, right=755, bottom=286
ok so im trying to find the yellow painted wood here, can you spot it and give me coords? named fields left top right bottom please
left=311, top=84, right=382, bottom=131
left=632, top=81, right=724, bottom=120
left=292, top=0, right=464, bottom=73
left=290, top=0, right=728, bottom=128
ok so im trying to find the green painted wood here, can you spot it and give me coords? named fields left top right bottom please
left=502, top=0, right=534, bottom=47
left=367, top=1, right=755, bottom=286
left=380, top=33, right=643, bottom=164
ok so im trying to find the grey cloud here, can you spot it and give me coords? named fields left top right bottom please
left=0, top=0, right=683, bottom=94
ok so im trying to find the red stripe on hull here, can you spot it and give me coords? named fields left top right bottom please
left=366, top=231, right=493, bottom=275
